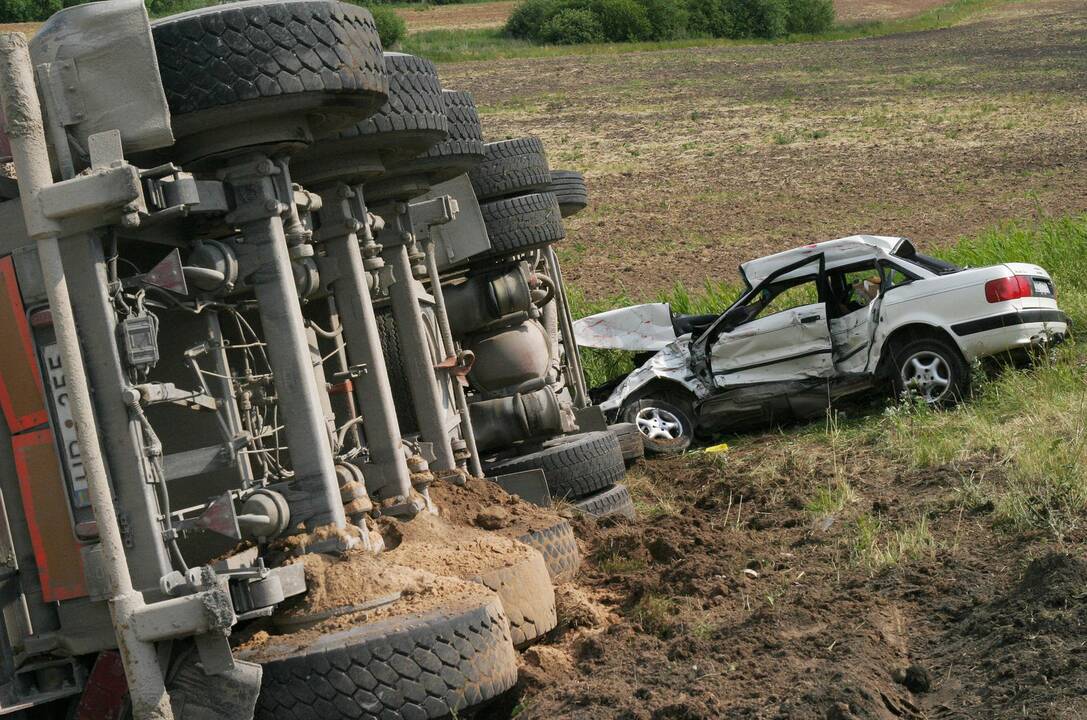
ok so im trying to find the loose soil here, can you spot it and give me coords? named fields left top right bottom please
left=483, top=439, right=1087, bottom=719
left=442, top=0, right=1087, bottom=302
left=234, top=550, right=492, bottom=661
left=398, top=1, right=518, bottom=33
left=429, top=474, right=569, bottom=538
left=380, top=510, right=534, bottom=578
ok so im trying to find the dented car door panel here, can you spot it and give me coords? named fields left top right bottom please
left=710, top=302, right=835, bottom=386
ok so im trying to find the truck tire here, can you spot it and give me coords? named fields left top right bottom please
left=374, top=310, right=419, bottom=435
left=339, top=52, right=448, bottom=161
left=469, top=137, right=552, bottom=201
left=473, top=549, right=557, bottom=647
left=548, top=170, right=589, bottom=217
left=574, top=483, right=636, bottom=521
left=152, top=0, right=387, bottom=139
left=413, top=90, right=487, bottom=185
left=608, top=422, right=645, bottom=464
left=485, top=430, right=624, bottom=501
left=516, top=519, right=581, bottom=583
left=477, top=193, right=565, bottom=260
left=248, top=594, right=518, bottom=720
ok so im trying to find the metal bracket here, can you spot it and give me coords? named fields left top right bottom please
left=408, top=195, right=458, bottom=237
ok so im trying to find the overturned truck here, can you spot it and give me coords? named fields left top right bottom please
left=0, top=0, right=631, bottom=717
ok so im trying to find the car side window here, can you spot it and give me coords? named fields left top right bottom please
left=881, top=264, right=914, bottom=290
left=728, top=278, right=819, bottom=326
left=826, top=263, right=881, bottom=318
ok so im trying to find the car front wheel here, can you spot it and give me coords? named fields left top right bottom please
left=890, top=337, right=968, bottom=406
left=620, top=393, right=695, bottom=455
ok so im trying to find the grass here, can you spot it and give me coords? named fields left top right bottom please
left=852, top=514, right=937, bottom=571
left=631, top=593, right=676, bottom=636
left=401, top=0, right=1032, bottom=62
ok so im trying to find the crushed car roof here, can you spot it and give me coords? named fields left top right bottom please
left=740, top=235, right=909, bottom=288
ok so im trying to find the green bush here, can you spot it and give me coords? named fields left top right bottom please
left=506, top=0, right=557, bottom=38
left=785, top=0, right=834, bottom=33
left=540, top=6, right=604, bottom=43
left=505, top=0, right=823, bottom=45
left=506, top=0, right=669, bottom=44
left=638, top=0, right=689, bottom=40
left=686, top=0, right=787, bottom=39
left=590, top=0, right=651, bottom=41
left=370, top=5, right=407, bottom=47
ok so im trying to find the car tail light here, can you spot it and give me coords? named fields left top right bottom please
left=984, top=275, right=1032, bottom=303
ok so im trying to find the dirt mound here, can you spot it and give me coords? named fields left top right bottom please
left=921, top=552, right=1087, bottom=717
left=380, top=511, right=534, bottom=578
left=496, top=445, right=1046, bottom=719
left=235, top=550, right=492, bottom=661
left=430, top=475, right=567, bottom=537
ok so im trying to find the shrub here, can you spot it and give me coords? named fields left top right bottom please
left=686, top=0, right=787, bottom=39
left=590, top=0, right=651, bottom=42
left=506, top=0, right=559, bottom=38
left=635, top=0, right=689, bottom=40
left=540, top=6, right=605, bottom=43
left=785, top=0, right=834, bottom=33
left=507, top=0, right=673, bottom=44
left=371, top=5, right=407, bottom=47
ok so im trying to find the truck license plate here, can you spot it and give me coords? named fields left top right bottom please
left=41, top=343, right=91, bottom=508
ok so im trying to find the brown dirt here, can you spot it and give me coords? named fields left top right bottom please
left=380, top=510, right=535, bottom=578
left=443, top=0, right=1087, bottom=302
left=398, top=1, right=518, bottom=33
left=478, top=439, right=1087, bottom=719
left=235, top=550, right=492, bottom=661
left=834, top=0, right=949, bottom=23
left=429, top=475, right=568, bottom=537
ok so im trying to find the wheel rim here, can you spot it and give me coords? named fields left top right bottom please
left=634, top=406, right=684, bottom=441
left=900, top=350, right=952, bottom=403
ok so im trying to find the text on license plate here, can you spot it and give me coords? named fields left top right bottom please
left=41, top=343, right=91, bottom=508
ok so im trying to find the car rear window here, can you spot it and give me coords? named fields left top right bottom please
left=893, top=243, right=962, bottom=275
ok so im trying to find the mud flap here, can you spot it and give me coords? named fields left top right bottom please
left=491, top=469, right=552, bottom=508
left=169, top=653, right=262, bottom=720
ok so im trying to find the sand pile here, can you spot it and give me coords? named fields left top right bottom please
left=429, top=475, right=566, bottom=537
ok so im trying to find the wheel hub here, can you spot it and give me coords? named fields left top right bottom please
left=635, top=406, right=683, bottom=441
left=901, top=351, right=952, bottom=403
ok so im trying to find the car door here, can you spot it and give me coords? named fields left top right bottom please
left=700, top=256, right=835, bottom=387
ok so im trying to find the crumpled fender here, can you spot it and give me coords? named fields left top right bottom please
left=599, top=337, right=711, bottom=414
left=573, top=303, right=676, bottom=352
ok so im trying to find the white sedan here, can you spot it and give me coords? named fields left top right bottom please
left=575, top=235, right=1068, bottom=453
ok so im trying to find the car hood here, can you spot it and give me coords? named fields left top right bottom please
left=573, top=302, right=677, bottom=352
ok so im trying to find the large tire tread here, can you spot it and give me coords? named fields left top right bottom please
left=153, top=1, right=387, bottom=124
left=473, top=550, right=557, bottom=647
left=249, top=595, right=518, bottom=720
left=339, top=52, right=448, bottom=159
left=516, top=519, right=581, bottom=584
left=486, top=431, right=624, bottom=500
left=478, top=192, right=565, bottom=260
left=574, top=483, right=636, bottom=521
left=549, top=169, right=589, bottom=218
left=469, top=137, right=551, bottom=201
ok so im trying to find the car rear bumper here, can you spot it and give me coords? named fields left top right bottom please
left=951, top=309, right=1068, bottom=337
left=953, top=310, right=1069, bottom=359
